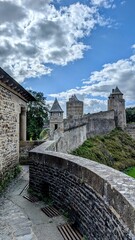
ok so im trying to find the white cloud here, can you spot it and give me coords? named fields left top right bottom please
left=49, top=47, right=135, bottom=113
left=132, top=44, right=135, bottom=49
left=83, top=56, right=135, bottom=100
left=84, top=98, right=107, bottom=113
left=121, top=1, right=126, bottom=5
left=0, top=0, right=112, bottom=82
left=90, top=0, right=115, bottom=8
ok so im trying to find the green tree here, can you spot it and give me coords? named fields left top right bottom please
left=27, top=90, right=49, bottom=140
left=126, top=107, right=135, bottom=123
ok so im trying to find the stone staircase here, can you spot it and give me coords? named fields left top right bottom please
left=126, top=124, right=135, bottom=139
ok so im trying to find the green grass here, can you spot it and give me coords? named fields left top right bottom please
left=72, top=128, right=135, bottom=171
left=123, top=167, right=135, bottom=178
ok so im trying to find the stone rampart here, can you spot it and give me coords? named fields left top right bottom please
left=56, top=124, right=87, bottom=153
left=86, top=109, right=115, bottom=119
left=63, top=110, right=115, bottom=139
left=29, top=150, right=135, bottom=239
left=35, top=125, right=87, bottom=154
left=86, top=118, right=115, bottom=138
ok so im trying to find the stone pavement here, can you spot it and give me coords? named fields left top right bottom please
left=0, top=166, right=66, bottom=240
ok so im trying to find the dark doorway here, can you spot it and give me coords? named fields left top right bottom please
left=55, top=124, right=58, bottom=130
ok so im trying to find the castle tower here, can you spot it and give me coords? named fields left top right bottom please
left=66, top=95, right=83, bottom=118
left=108, top=87, right=126, bottom=129
left=50, top=98, right=64, bottom=139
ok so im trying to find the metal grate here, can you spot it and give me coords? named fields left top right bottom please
left=58, top=224, right=82, bottom=240
left=23, top=195, right=39, bottom=203
left=41, top=206, right=60, bottom=217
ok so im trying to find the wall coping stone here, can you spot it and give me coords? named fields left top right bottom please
left=30, top=145, right=135, bottom=234
left=30, top=140, right=56, bottom=152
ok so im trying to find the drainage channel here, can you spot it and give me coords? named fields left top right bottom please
left=23, top=194, right=39, bottom=203
left=41, top=206, right=60, bottom=217
left=58, top=223, right=82, bottom=240
left=23, top=194, right=83, bottom=239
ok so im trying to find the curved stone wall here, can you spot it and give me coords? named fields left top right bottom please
left=29, top=146, right=135, bottom=239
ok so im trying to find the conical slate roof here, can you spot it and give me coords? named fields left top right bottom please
left=112, top=86, right=123, bottom=95
left=50, top=98, right=63, bottom=113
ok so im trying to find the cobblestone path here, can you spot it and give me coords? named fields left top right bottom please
left=0, top=166, right=65, bottom=240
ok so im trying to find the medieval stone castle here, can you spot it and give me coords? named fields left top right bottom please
left=29, top=86, right=135, bottom=239
left=1, top=68, right=135, bottom=239
left=49, top=87, right=126, bottom=152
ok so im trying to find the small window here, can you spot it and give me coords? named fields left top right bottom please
left=55, top=124, right=58, bottom=130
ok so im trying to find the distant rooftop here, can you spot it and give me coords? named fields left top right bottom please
left=112, top=86, right=123, bottom=95
left=69, top=94, right=82, bottom=102
left=0, top=67, right=35, bottom=102
left=50, top=98, right=64, bottom=113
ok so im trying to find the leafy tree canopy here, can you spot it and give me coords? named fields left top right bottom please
left=27, top=90, right=49, bottom=140
left=126, top=107, right=135, bottom=123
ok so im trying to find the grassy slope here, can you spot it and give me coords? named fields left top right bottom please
left=72, top=129, right=135, bottom=171
left=124, top=167, right=135, bottom=178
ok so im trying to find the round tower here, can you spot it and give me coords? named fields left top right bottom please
left=108, top=87, right=126, bottom=129
left=49, top=98, right=64, bottom=139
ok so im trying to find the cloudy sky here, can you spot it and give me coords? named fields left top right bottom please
left=1, top=0, right=135, bottom=114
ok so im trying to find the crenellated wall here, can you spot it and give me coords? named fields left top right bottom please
left=29, top=149, right=135, bottom=240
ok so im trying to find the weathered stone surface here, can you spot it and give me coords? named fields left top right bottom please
left=126, top=124, right=135, bottom=139
left=0, top=85, right=28, bottom=181
left=50, top=88, right=126, bottom=152
left=29, top=150, right=135, bottom=239
left=57, top=124, right=87, bottom=153
left=55, top=110, right=115, bottom=153
left=0, top=166, right=65, bottom=240
left=66, top=95, right=83, bottom=118
left=108, top=87, right=126, bottom=129
left=19, top=141, right=45, bottom=164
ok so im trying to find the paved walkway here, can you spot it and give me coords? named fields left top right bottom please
left=0, top=166, right=66, bottom=240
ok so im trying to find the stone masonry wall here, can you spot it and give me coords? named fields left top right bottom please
left=19, top=141, right=45, bottom=164
left=126, top=124, right=135, bottom=139
left=86, top=109, right=115, bottom=119
left=56, top=124, right=87, bottom=153
left=64, top=110, right=115, bottom=139
left=29, top=150, right=135, bottom=239
left=86, top=118, right=115, bottom=138
left=0, top=85, right=27, bottom=181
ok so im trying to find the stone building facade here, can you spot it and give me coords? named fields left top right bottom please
left=0, top=67, right=35, bottom=182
